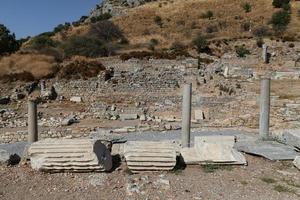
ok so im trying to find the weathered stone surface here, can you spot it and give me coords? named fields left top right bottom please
left=272, top=129, right=300, bottom=149
left=293, top=156, right=300, bottom=170
left=236, top=140, right=298, bottom=161
left=28, top=139, right=112, bottom=172
left=124, top=141, right=177, bottom=172
left=0, top=149, right=10, bottom=165
left=119, top=113, right=138, bottom=121
left=194, top=109, right=204, bottom=121
left=181, top=136, right=246, bottom=165
left=70, top=96, right=82, bottom=103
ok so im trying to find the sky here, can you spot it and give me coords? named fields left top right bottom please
left=0, top=0, right=101, bottom=39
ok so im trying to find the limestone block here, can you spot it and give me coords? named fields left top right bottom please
left=124, top=141, right=177, bottom=172
left=119, top=113, right=138, bottom=121
left=28, top=139, right=112, bottom=172
left=70, top=96, right=82, bottom=103
left=293, top=156, right=300, bottom=170
left=181, top=136, right=246, bottom=165
left=195, top=110, right=204, bottom=120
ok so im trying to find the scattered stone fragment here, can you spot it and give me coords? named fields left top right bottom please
left=119, top=113, right=138, bottom=121
left=293, top=156, right=300, bottom=170
left=70, top=96, right=82, bottom=103
left=61, top=115, right=77, bottom=126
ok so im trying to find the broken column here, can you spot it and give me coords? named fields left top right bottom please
left=262, top=44, right=268, bottom=64
left=182, top=83, right=192, bottom=148
left=124, top=141, right=177, bottom=172
left=259, top=78, right=271, bottom=140
left=28, top=139, right=112, bottom=172
left=28, top=100, right=38, bottom=142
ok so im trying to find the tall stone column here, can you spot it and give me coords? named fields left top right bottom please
left=262, top=44, right=268, bottom=64
left=28, top=100, right=38, bottom=142
left=181, top=83, right=192, bottom=148
left=259, top=78, right=271, bottom=140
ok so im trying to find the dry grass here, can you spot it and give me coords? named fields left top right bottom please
left=112, top=0, right=280, bottom=49
left=0, top=53, right=56, bottom=81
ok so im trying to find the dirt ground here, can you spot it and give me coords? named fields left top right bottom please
left=0, top=155, right=299, bottom=200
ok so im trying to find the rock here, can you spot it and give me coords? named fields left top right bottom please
left=111, top=104, right=116, bottom=111
left=195, top=109, right=205, bottom=120
left=11, top=92, right=25, bottom=100
left=293, top=156, right=300, bottom=170
left=164, top=124, right=172, bottom=130
left=0, top=149, right=21, bottom=166
left=119, top=113, right=138, bottom=121
left=0, top=97, right=10, bottom=105
left=155, top=178, right=171, bottom=190
left=28, top=139, right=112, bottom=172
left=139, top=114, right=146, bottom=121
left=70, top=96, right=82, bottom=103
left=61, top=115, right=77, bottom=126
left=41, top=86, right=57, bottom=100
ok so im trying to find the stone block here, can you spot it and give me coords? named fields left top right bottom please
left=119, top=113, right=138, bottom=121
left=28, top=139, right=112, bottom=172
left=194, top=109, right=204, bottom=120
left=70, top=96, right=82, bottom=103
left=124, top=141, right=177, bottom=172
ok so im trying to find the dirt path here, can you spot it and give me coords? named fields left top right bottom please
left=0, top=155, right=299, bottom=200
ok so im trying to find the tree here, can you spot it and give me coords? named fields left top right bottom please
left=272, top=0, right=290, bottom=8
left=193, top=34, right=209, bottom=53
left=0, top=24, right=19, bottom=55
left=270, top=10, right=291, bottom=32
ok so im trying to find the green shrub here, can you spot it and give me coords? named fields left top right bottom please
left=193, top=34, right=209, bottom=53
left=235, top=46, right=250, bottom=57
left=53, top=23, right=71, bottom=33
left=28, top=34, right=57, bottom=50
left=201, top=10, right=214, bottom=20
left=253, top=26, right=270, bottom=37
left=90, top=13, right=112, bottom=23
left=242, top=2, right=252, bottom=13
left=154, top=16, right=163, bottom=27
left=0, top=24, right=19, bottom=55
left=272, top=0, right=290, bottom=8
left=62, top=36, right=108, bottom=58
left=241, top=22, right=251, bottom=32
left=270, top=10, right=291, bottom=31
left=282, top=3, right=291, bottom=12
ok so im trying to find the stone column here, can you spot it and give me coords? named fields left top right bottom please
left=259, top=78, right=271, bottom=140
left=28, top=100, right=38, bottom=142
left=262, top=44, right=268, bottom=64
left=40, top=80, right=46, bottom=92
left=182, top=83, right=192, bottom=148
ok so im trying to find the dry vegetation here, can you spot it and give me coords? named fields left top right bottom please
left=0, top=53, right=57, bottom=82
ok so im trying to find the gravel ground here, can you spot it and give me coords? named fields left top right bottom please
left=0, top=155, right=300, bottom=200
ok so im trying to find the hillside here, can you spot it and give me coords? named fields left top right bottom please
left=0, top=0, right=299, bottom=81
left=64, top=0, right=300, bottom=49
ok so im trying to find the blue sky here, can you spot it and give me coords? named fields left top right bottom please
left=0, top=0, right=101, bottom=39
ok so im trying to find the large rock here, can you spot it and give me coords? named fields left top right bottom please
left=28, top=139, right=112, bottom=172
left=124, top=141, right=177, bottom=172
